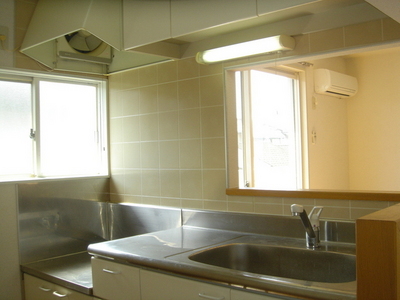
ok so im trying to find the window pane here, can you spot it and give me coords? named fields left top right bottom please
left=0, top=80, right=32, bottom=176
left=39, top=81, right=99, bottom=176
left=249, top=70, right=299, bottom=189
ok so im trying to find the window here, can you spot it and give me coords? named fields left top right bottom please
left=227, top=67, right=304, bottom=190
left=0, top=70, right=107, bottom=180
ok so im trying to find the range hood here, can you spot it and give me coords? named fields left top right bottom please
left=20, top=0, right=170, bottom=75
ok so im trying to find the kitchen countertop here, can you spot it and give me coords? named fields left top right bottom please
left=88, top=226, right=357, bottom=300
left=21, top=252, right=93, bottom=294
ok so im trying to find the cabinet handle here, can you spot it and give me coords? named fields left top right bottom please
left=102, top=268, right=121, bottom=274
left=39, top=286, right=51, bottom=292
left=52, top=291, right=67, bottom=298
left=198, top=293, right=225, bottom=300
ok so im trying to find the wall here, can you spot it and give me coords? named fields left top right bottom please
left=305, top=57, right=350, bottom=190
left=109, top=19, right=400, bottom=221
left=347, top=48, right=400, bottom=190
left=0, top=184, right=21, bottom=300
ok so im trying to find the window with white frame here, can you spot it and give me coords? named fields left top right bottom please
left=227, top=67, right=304, bottom=190
left=0, top=70, right=107, bottom=180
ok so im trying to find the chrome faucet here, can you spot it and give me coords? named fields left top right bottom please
left=291, top=204, right=324, bottom=249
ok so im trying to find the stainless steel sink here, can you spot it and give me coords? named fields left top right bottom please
left=189, top=243, right=355, bottom=283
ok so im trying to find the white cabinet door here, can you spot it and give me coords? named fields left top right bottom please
left=24, top=274, right=95, bottom=300
left=91, top=257, right=141, bottom=300
left=171, top=0, right=257, bottom=37
left=231, top=289, right=294, bottom=300
left=141, top=269, right=231, bottom=300
left=257, top=0, right=320, bottom=16
left=123, top=0, right=171, bottom=50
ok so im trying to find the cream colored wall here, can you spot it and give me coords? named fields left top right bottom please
left=0, top=184, right=22, bottom=300
left=347, top=48, right=400, bottom=190
left=307, top=57, right=350, bottom=190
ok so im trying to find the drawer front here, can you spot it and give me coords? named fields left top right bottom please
left=24, top=274, right=94, bottom=300
left=91, top=257, right=140, bottom=300
left=141, top=269, right=231, bottom=300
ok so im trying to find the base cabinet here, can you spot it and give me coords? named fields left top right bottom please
left=141, top=269, right=231, bottom=300
left=24, top=274, right=97, bottom=300
left=91, top=257, right=141, bottom=300
left=231, top=289, right=292, bottom=300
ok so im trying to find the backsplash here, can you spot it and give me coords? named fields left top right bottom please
left=109, top=24, right=400, bottom=221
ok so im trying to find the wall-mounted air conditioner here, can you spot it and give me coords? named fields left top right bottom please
left=314, top=69, right=358, bottom=98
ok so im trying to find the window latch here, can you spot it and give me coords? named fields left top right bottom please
left=29, top=129, right=35, bottom=139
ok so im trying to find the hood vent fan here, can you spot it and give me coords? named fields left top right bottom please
left=20, top=0, right=170, bottom=74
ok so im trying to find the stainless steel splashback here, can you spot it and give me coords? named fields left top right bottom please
left=109, top=203, right=181, bottom=240
left=18, top=178, right=109, bottom=264
left=182, top=209, right=355, bottom=244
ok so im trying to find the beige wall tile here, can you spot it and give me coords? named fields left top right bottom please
left=110, top=118, right=124, bottom=143
left=199, top=62, right=223, bottom=76
left=179, top=108, right=201, bottom=139
left=158, top=60, right=178, bottom=83
left=139, top=86, right=158, bottom=114
left=179, top=139, right=202, bottom=169
left=178, top=78, right=200, bottom=109
left=200, top=75, right=224, bottom=107
left=160, top=170, right=181, bottom=198
left=139, top=65, right=158, bottom=87
left=182, top=199, right=204, bottom=209
left=202, top=138, right=225, bottom=169
left=254, top=203, right=283, bottom=215
left=140, top=141, right=159, bottom=169
left=161, top=197, right=182, bottom=207
left=178, top=57, right=200, bottom=80
left=121, top=69, right=139, bottom=90
left=124, top=169, right=142, bottom=195
left=139, top=113, right=159, bottom=141
left=110, top=90, right=123, bottom=118
left=180, top=170, right=203, bottom=199
left=123, top=143, right=141, bottom=169
left=123, top=116, right=140, bottom=142
left=160, top=141, right=180, bottom=169
left=111, top=143, right=123, bottom=169
left=141, top=170, right=160, bottom=196
left=228, top=201, right=254, bottom=213
left=158, top=82, right=178, bottom=112
left=204, top=200, right=228, bottom=211
left=203, top=170, right=227, bottom=200
left=122, top=89, right=140, bottom=116
left=159, top=111, right=179, bottom=140
left=201, top=106, right=225, bottom=138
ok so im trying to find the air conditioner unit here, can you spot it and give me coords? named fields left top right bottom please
left=314, top=69, right=358, bottom=98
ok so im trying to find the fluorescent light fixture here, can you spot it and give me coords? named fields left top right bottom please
left=196, top=35, right=295, bottom=64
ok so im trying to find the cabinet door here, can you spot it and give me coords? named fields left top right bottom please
left=231, top=289, right=294, bottom=300
left=25, top=274, right=54, bottom=300
left=24, top=274, right=95, bottom=300
left=91, top=257, right=140, bottom=300
left=123, top=0, right=171, bottom=50
left=171, top=0, right=257, bottom=37
left=141, top=269, right=231, bottom=300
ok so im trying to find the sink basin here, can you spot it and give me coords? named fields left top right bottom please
left=189, top=243, right=355, bottom=283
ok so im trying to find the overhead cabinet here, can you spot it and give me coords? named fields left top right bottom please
left=123, top=1, right=171, bottom=49
left=170, top=0, right=258, bottom=38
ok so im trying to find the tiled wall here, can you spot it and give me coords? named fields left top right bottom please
left=109, top=18, right=400, bottom=221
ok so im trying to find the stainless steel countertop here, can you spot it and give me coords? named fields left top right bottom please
left=88, top=226, right=356, bottom=300
left=21, top=252, right=93, bottom=294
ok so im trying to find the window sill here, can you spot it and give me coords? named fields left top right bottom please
left=226, top=187, right=400, bottom=201
left=0, top=174, right=110, bottom=185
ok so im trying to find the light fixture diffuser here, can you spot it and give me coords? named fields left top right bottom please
left=196, top=35, right=295, bottom=64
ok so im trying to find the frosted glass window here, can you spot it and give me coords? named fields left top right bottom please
left=39, top=81, right=99, bottom=176
left=0, top=80, right=32, bottom=176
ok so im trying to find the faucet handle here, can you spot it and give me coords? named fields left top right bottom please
left=308, top=206, right=324, bottom=229
left=290, top=204, right=304, bottom=216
